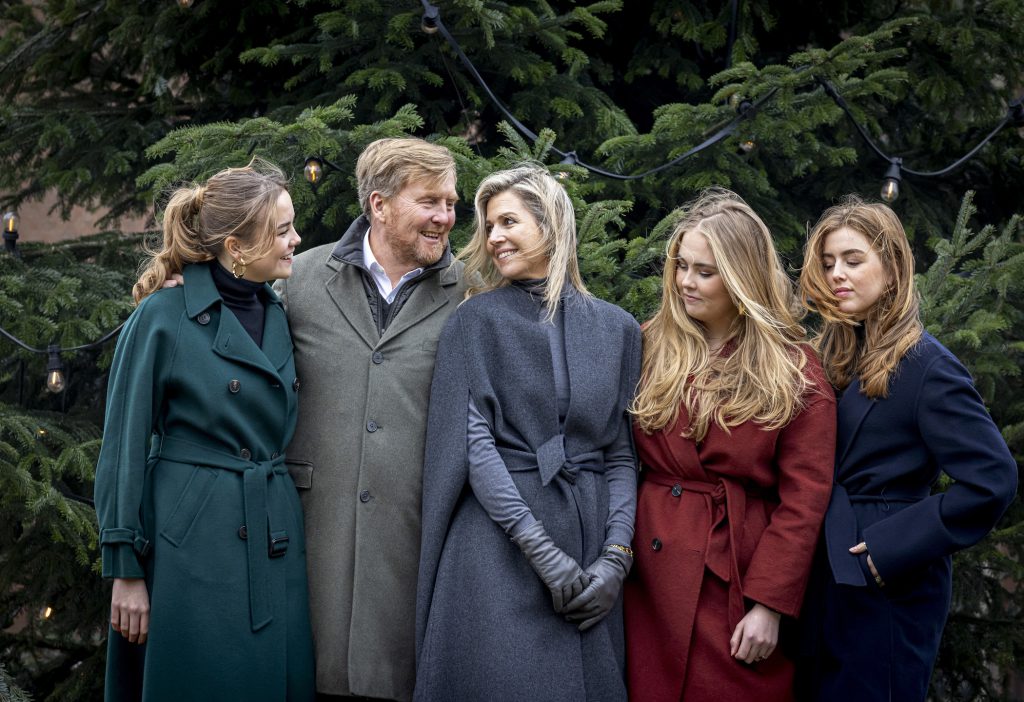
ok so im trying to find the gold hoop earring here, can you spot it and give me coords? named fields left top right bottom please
left=737, top=302, right=746, bottom=316
left=231, top=258, right=247, bottom=279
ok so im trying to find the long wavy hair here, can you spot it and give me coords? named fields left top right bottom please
left=133, top=158, right=288, bottom=303
left=799, top=196, right=922, bottom=397
left=460, top=164, right=590, bottom=321
left=632, top=188, right=810, bottom=441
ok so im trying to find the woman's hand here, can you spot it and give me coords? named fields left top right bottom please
left=111, top=578, right=150, bottom=645
left=729, top=603, right=780, bottom=664
left=849, top=542, right=884, bottom=587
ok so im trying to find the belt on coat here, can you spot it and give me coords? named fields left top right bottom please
left=824, top=482, right=930, bottom=586
left=499, top=433, right=606, bottom=486
left=149, top=435, right=289, bottom=632
left=644, top=471, right=772, bottom=637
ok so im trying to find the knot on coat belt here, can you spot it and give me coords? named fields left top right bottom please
left=149, top=435, right=289, bottom=632
left=501, top=433, right=606, bottom=486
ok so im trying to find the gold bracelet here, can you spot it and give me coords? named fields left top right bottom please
left=607, top=543, right=634, bottom=558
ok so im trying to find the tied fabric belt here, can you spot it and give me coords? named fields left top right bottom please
left=149, top=435, right=289, bottom=632
left=825, top=483, right=929, bottom=586
left=498, top=433, right=606, bottom=486
left=644, top=471, right=770, bottom=635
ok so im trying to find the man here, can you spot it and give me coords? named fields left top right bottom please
left=276, top=138, right=467, bottom=701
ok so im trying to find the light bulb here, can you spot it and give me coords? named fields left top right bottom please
left=47, top=369, right=66, bottom=394
left=421, top=5, right=440, bottom=34
left=178, top=0, right=194, bottom=8
left=880, top=159, right=902, bottom=204
left=2, top=211, right=18, bottom=233
left=738, top=138, right=756, bottom=154
left=880, top=178, right=899, bottom=203
left=46, top=345, right=66, bottom=394
left=304, top=157, right=323, bottom=185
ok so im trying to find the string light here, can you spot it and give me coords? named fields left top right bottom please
left=1, top=322, right=124, bottom=395
left=415, top=1, right=1022, bottom=194
left=3, top=211, right=20, bottom=259
left=880, top=158, right=902, bottom=203
left=303, top=157, right=324, bottom=185
left=45, top=345, right=65, bottom=394
left=302, top=155, right=344, bottom=193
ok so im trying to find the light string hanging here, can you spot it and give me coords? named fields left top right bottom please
left=0, top=318, right=125, bottom=394
left=405, top=0, right=1024, bottom=199
left=818, top=79, right=1024, bottom=202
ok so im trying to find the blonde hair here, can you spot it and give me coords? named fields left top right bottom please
left=355, top=137, right=456, bottom=217
left=799, top=196, right=922, bottom=397
left=460, top=164, right=590, bottom=321
left=133, top=158, right=288, bottom=303
left=632, top=188, right=809, bottom=441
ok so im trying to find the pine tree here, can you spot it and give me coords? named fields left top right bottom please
left=2, top=1, right=1023, bottom=699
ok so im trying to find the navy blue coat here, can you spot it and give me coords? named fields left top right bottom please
left=799, top=332, right=1017, bottom=702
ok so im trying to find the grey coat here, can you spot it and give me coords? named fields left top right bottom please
left=276, top=216, right=468, bottom=700
left=415, top=286, right=641, bottom=702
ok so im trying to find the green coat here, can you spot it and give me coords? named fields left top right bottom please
left=276, top=221, right=468, bottom=701
left=94, top=262, right=315, bottom=702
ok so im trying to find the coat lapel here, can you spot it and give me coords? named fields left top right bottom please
left=379, top=274, right=450, bottom=345
left=325, top=260, right=379, bottom=348
left=835, top=377, right=876, bottom=468
left=260, top=291, right=293, bottom=372
left=212, top=306, right=281, bottom=380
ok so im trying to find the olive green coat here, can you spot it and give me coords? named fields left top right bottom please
left=276, top=223, right=467, bottom=701
left=94, top=262, right=315, bottom=702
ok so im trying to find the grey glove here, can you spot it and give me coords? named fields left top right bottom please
left=512, top=521, right=591, bottom=612
left=563, top=547, right=633, bottom=631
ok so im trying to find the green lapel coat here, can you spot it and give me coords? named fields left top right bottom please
left=275, top=225, right=468, bottom=701
left=94, top=262, right=315, bottom=702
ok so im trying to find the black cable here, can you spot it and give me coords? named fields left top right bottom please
left=420, top=0, right=768, bottom=180
left=820, top=78, right=1020, bottom=178
left=0, top=321, right=125, bottom=355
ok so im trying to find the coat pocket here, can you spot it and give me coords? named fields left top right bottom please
left=286, top=460, right=313, bottom=490
left=160, top=466, right=220, bottom=547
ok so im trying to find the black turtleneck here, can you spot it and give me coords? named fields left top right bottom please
left=211, top=261, right=267, bottom=347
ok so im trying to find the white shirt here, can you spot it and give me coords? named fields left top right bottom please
left=362, top=228, right=423, bottom=304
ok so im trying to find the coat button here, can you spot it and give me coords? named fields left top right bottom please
left=366, top=420, right=378, bottom=432
left=372, top=351, right=384, bottom=364
left=240, top=448, right=252, bottom=460
left=228, top=379, right=241, bottom=393
left=671, top=484, right=682, bottom=497
left=293, top=377, right=301, bottom=391
left=238, top=525, right=247, bottom=540
left=359, top=490, right=372, bottom=503
left=652, top=538, right=662, bottom=551
left=196, top=312, right=211, bottom=325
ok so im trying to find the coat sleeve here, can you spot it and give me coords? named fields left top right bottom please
left=93, top=296, right=176, bottom=579
left=863, top=349, right=1018, bottom=582
left=415, top=311, right=472, bottom=662
left=601, top=317, right=642, bottom=548
left=742, top=352, right=836, bottom=617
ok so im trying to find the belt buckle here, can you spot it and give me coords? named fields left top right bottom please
left=268, top=530, right=289, bottom=558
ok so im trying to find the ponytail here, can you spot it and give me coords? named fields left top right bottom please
left=132, top=158, right=288, bottom=304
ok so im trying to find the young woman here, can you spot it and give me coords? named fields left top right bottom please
left=625, top=189, right=836, bottom=701
left=94, top=160, right=315, bottom=701
left=796, top=197, right=1017, bottom=702
left=415, top=165, right=641, bottom=701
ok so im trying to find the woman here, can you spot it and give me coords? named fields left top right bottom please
left=94, top=160, right=315, bottom=701
left=796, top=197, right=1017, bottom=702
left=415, top=165, right=641, bottom=701
left=625, top=189, right=836, bottom=702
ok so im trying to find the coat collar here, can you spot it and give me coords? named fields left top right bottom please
left=182, top=262, right=290, bottom=377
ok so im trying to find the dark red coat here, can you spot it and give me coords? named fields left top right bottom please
left=625, top=348, right=835, bottom=702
